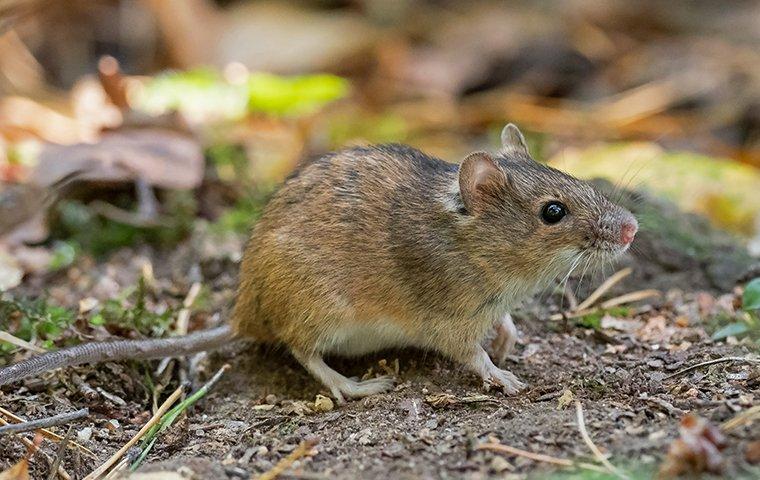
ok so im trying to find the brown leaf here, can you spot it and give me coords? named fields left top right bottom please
left=658, top=414, right=726, bottom=478
left=32, top=129, right=204, bottom=190
left=746, top=440, right=760, bottom=464
left=0, top=458, right=29, bottom=480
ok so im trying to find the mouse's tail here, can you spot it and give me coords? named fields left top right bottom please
left=0, top=325, right=234, bottom=386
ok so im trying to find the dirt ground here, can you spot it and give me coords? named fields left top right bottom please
left=1, top=198, right=759, bottom=479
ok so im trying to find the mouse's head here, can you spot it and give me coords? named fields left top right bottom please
left=455, top=124, right=637, bottom=284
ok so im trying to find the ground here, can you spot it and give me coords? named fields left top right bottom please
left=0, top=192, right=758, bottom=479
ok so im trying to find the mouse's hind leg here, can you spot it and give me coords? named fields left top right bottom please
left=292, top=351, right=394, bottom=404
left=490, top=313, right=518, bottom=365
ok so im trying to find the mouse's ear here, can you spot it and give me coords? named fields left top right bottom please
left=458, top=152, right=507, bottom=214
left=500, top=123, right=529, bottom=156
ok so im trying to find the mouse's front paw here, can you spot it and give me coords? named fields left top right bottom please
left=482, top=367, right=525, bottom=395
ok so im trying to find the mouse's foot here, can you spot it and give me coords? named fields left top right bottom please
left=467, top=344, right=525, bottom=395
left=293, top=351, right=395, bottom=404
left=491, top=313, right=518, bottom=365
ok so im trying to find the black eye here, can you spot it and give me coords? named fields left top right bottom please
left=541, top=201, right=567, bottom=224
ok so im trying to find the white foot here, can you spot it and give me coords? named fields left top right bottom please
left=293, top=352, right=395, bottom=404
left=491, top=313, right=518, bottom=365
left=467, top=345, right=525, bottom=395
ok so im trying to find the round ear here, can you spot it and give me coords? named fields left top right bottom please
left=458, top=152, right=507, bottom=214
left=500, top=123, right=529, bottom=156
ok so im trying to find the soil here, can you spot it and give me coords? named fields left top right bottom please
left=1, top=194, right=759, bottom=480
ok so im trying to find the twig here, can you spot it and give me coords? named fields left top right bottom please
left=130, top=364, right=231, bottom=471
left=575, top=401, right=627, bottom=479
left=0, top=426, right=71, bottom=480
left=0, top=406, right=95, bottom=457
left=0, top=408, right=89, bottom=436
left=0, top=330, right=46, bottom=352
left=722, top=405, right=760, bottom=432
left=599, top=289, right=660, bottom=309
left=475, top=443, right=573, bottom=467
left=548, top=289, right=660, bottom=322
left=176, top=282, right=202, bottom=336
left=576, top=267, right=632, bottom=311
left=83, top=384, right=186, bottom=480
left=664, top=356, right=760, bottom=380
left=47, top=426, right=73, bottom=480
left=256, top=438, right=319, bottom=480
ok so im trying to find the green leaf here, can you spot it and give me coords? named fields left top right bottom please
left=711, top=322, right=750, bottom=340
left=743, top=277, right=760, bottom=310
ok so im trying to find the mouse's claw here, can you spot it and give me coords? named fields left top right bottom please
left=482, top=368, right=525, bottom=395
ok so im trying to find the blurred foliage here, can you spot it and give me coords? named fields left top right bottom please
left=553, top=144, right=760, bottom=236
left=328, top=112, right=409, bottom=147
left=52, top=191, right=196, bottom=257
left=89, top=278, right=174, bottom=338
left=137, top=68, right=348, bottom=120
left=576, top=306, right=632, bottom=331
left=711, top=277, right=760, bottom=342
left=0, top=296, right=75, bottom=353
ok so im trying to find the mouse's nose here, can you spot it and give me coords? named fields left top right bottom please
left=620, top=220, right=638, bottom=245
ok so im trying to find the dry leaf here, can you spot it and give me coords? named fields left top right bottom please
left=0, top=459, right=29, bottom=480
left=557, top=389, right=575, bottom=410
left=658, top=414, right=726, bottom=478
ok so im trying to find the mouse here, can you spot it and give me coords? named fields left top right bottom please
left=0, top=124, right=638, bottom=403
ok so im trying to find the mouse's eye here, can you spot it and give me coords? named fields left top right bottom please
left=541, top=201, right=567, bottom=224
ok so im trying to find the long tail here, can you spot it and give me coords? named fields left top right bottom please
left=0, top=325, right=234, bottom=386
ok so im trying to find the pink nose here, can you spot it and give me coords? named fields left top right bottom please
left=620, top=221, right=637, bottom=245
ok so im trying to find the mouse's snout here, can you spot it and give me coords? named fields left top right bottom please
left=620, top=218, right=638, bottom=245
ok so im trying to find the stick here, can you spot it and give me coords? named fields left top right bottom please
left=0, top=423, right=71, bottom=480
left=0, top=408, right=89, bottom=435
left=83, top=384, right=185, bottom=480
left=575, top=401, right=627, bottom=479
left=47, top=426, right=73, bottom=480
left=475, top=443, right=573, bottom=467
left=548, top=289, right=660, bottom=322
left=256, top=438, right=318, bottom=480
left=576, top=268, right=632, bottom=311
left=722, top=405, right=760, bottom=432
left=176, top=282, right=202, bottom=336
left=0, top=406, right=95, bottom=457
left=0, top=330, right=46, bottom=352
left=665, top=356, right=760, bottom=380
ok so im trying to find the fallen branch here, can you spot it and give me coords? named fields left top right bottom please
left=83, top=384, right=186, bottom=480
left=575, top=401, right=628, bottom=479
left=256, top=438, right=319, bottom=480
left=0, top=408, right=89, bottom=436
left=664, top=356, right=760, bottom=380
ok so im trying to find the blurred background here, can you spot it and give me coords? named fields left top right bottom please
left=0, top=0, right=759, bottom=291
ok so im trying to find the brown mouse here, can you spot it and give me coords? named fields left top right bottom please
left=0, top=124, right=637, bottom=403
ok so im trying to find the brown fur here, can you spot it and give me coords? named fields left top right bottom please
left=231, top=131, right=636, bottom=369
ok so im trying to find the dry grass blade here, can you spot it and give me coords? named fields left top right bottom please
left=475, top=443, right=573, bottom=467
left=722, top=405, right=760, bottom=432
left=575, top=401, right=628, bottom=479
left=83, top=384, right=185, bottom=480
left=600, top=289, right=661, bottom=309
left=0, top=407, right=95, bottom=457
left=47, top=426, right=73, bottom=480
left=0, top=408, right=89, bottom=436
left=576, top=267, right=632, bottom=311
left=256, top=438, right=318, bottom=480
left=0, top=331, right=45, bottom=353
left=665, top=356, right=760, bottom=380
left=548, top=289, right=660, bottom=322
left=176, top=282, right=202, bottom=335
